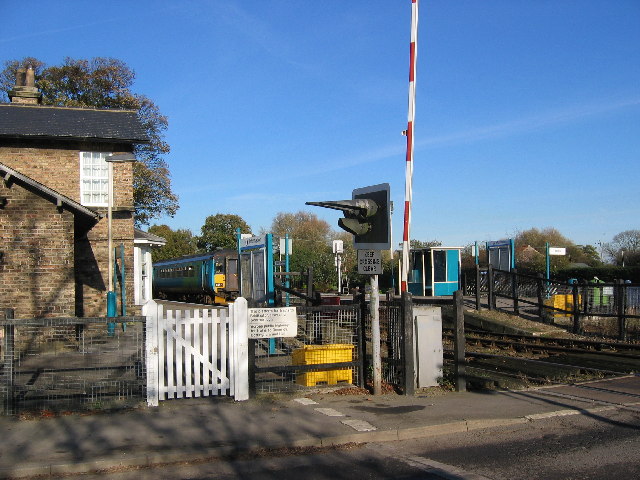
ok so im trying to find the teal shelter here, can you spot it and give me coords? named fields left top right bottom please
left=408, top=247, right=462, bottom=296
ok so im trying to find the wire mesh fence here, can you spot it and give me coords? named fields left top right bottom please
left=252, top=304, right=362, bottom=394
left=1, top=316, right=146, bottom=416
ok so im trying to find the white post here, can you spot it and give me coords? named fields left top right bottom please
left=232, top=297, right=249, bottom=401
left=144, top=300, right=159, bottom=407
left=107, top=160, right=114, bottom=292
left=370, top=274, right=382, bottom=395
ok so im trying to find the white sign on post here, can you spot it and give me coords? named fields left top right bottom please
left=549, top=247, right=566, bottom=256
left=248, top=307, right=297, bottom=339
left=279, top=238, right=293, bottom=255
left=357, top=249, right=382, bottom=275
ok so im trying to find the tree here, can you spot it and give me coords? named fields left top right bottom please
left=270, top=211, right=332, bottom=243
left=197, top=214, right=251, bottom=251
left=409, top=239, right=442, bottom=249
left=604, top=230, right=640, bottom=266
left=0, top=56, right=179, bottom=226
left=512, top=227, right=602, bottom=271
left=148, top=225, right=197, bottom=262
left=269, top=211, right=335, bottom=290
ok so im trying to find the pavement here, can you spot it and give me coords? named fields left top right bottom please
left=1, top=375, right=640, bottom=479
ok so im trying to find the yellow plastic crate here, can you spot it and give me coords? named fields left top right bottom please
left=292, top=344, right=354, bottom=387
left=292, top=344, right=354, bottom=365
left=544, top=294, right=582, bottom=317
left=296, top=369, right=352, bottom=387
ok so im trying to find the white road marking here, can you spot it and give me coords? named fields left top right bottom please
left=314, top=407, right=345, bottom=417
left=293, top=398, right=318, bottom=405
left=341, top=419, right=377, bottom=431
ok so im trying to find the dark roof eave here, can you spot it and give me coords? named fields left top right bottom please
left=0, top=133, right=150, bottom=144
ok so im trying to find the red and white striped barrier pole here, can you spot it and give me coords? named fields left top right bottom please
left=401, top=0, right=419, bottom=293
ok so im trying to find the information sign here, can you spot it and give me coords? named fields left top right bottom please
left=248, top=307, right=297, bottom=339
left=240, top=235, right=266, bottom=250
left=357, top=249, right=382, bottom=275
left=549, top=247, right=566, bottom=256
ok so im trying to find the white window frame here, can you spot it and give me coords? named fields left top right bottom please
left=79, top=151, right=110, bottom=207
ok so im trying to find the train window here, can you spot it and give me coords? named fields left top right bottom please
left=215, top=263, right=224, bottom=274
left=187, top=266, right=195, bottom=277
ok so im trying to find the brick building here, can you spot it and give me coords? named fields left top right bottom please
left=0, top=67, right=148, bottom=318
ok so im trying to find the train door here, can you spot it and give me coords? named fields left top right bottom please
left=226, top=257, right=239, bottom=292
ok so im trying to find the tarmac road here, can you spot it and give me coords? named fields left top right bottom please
left=73, top=407, right=640, bottom=480
left=4, top=376, right=640, bottom=479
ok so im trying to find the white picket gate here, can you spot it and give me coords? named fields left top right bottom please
left=144, top=298, right=248, bottom=406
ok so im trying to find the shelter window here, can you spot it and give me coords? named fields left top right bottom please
left=80, top=152, right=109, bottom=206
left=433, top=250, right=447, bottom=283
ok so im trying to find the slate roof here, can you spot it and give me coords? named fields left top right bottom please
left=0, top=104, right=149, bottom=143
left=134, top=228, right=166, bottom=246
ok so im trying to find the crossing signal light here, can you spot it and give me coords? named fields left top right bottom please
left=306, top=183, right=391, bottom=250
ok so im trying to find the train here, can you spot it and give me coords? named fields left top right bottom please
left=152, top=250, right=239, bottom=305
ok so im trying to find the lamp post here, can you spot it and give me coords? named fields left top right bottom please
left=105, top=153, right=136, bottom=317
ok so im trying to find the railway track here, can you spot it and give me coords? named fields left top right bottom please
left=442, top=328, right=640, bottom=387
left=443, top=328, right=640, bottom=358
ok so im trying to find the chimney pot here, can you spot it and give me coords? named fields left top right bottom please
left=25, top=66, right=35, bottom=88
left=16, top=68, right=26, bottom=87
left=8, top=65, right=42, bottom=105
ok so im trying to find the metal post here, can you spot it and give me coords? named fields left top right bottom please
left=337, top=253, right=342, bottom=294
left=371, top=274, right=382, bottom=395
left=306, top=267, right=314, bottom=307
left=236, top=228, right=243, bottom=297
left=536, top=273, right=546, bottom=322
left=487, top=265, right=494, bottom=311
left=284, top=234, right=290, bottom=307
left=617, top=279, right=626, bottom=341
left=402, top=291, right=415, bottom=395
left=572, top=281, right=581, bottom=334
left=119, top=243, right=126, bottom=316
left=545, top=242, right=550, bottom=294
left=108, top=160, right=114, bottom=297
left=475, top=264, right=481, bottom=310
left=3, top=308, right=15, bottom=415
left=512, top=268, right=519, bottom=315
left=453, top=291, right=466, bottom=392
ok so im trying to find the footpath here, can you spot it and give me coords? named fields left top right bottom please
left=1, top=375, right=639, bottom=478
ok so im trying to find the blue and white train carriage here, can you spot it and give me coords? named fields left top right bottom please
left=152, top=250, right=239, bottom=305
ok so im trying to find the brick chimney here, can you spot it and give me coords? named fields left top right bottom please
left=8, top=66, right=42, bottom=104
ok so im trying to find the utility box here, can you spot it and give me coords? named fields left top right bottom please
left=414, top=306, right=443, bottom=388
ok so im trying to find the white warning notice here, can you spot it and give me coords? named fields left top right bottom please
left=248, top=307, right=297, bottom=339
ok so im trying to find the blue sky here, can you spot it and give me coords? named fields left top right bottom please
left=3, top=0, right=639, bottom=249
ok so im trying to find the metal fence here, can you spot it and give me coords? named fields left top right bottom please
left=361, top=296, right=406, bottom=390
left=1, top=314, right=146, bottom=416
left=252, top=303, right=363, bottom=394
left=467, top=266, right=640, bottom=340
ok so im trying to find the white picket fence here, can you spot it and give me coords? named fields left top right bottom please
left=144, top=298, right=249, bottom=406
